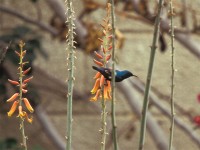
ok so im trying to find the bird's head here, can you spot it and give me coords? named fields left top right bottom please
left=123, top=70, right=137, bottom=78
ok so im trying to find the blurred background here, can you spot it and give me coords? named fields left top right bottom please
left=0, top=0, right=200, bottom=150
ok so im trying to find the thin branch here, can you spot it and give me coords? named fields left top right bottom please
left=138, top=0, right=163, bottom=149
left=45, top=0, right=87, bottom=47
left=130, top=79, right=200, bottom=147
left=117, top=80, right=169, bottom=150
left=169, top=1, right=176, bottom=149
left=65, top=0, right=76, bottom=150
left=110, top=0, right=118, bottom=150
left=127, top=0, right=200, bottom=59
left=0, top=5, right=58, bottom=36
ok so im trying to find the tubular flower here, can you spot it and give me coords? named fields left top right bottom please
left=23, top=98, right=34, bottom=113
left=91, top=78, right=100, bottom=94
left=90, top=89, right=101, bottom=101
left=7, top=100, right=19, bottom=117
left=6, top=41, right=34, bottom=123
left=7, top=93, right=19, bottom=102
left=100, top=75, right=105, bottom=87
left=90, top=5, right=113, bottom=102
left=18, top=106, right=25, bottom=118
left=94, top=72, right=101, bottom=79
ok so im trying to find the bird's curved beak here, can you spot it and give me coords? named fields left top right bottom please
left=132, top=74, right=138, bottom=78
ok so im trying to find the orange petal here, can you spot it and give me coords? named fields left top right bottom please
left=27, top=116, right=33, bottom=123
left=108, top=90, right=112, bottom=99
left=91, top=78, right=100, bottom=94
left=23, top=98, right=34, bottom=113
left=93, top=59, right=103, bottom=67
left=108, top=45, right=112, bottom=51
left=8, top=79, right=19, bottom=85
left=22, top=84, right=27, bottom=88
left=108, top=35, right=112, bottom=39
left=24, top=112, right=33, bottom=123
left=98, top=38, right=103, bottom=43
left=93, top=72, right=101, bottom=79
left=22, top=89, right=28, bottom=93
left=7, top=100, right=19, bottom=117
left=90, top=89, right=101, bottom=101
left=105, top=84, right=112, bottom=100
left=106, top=54, right=111, bottom=61
left=94, top=51, right=103, bottom=59
left=7, top=93, right=19, bottom=102
left=23, top=76, right=33, bottom=84
left=103, top=85, right=109, bottom=100
left=18, top=106, right=25, bottom=118
left=100, top=75, right=105, bottom=87
left=23, top=67, right=31, bottom=75
left=107, top=81, right=111, bottom=92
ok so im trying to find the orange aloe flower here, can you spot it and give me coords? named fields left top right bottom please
left=90, top=89, right=101, bottom=101
left=6, top=41, right=34, bottom=123
left=18, top=106, right=25, bottom=118
left=23, top=98, right=34, bottom=113
left=90, top=3, right=113, bottom=102
left=91, top=78, right=100, bottom=94
left=6, top=93, right=19, bottom=102
left=7, top=100, right=19, bottom=117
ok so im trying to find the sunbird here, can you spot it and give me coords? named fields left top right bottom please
left=92, top=66, right=137, bottom=82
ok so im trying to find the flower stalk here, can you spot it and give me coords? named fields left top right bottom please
left=65, top=0, right=76, bottom=150
left=90, top=4, right=113, bottom=150
left=169, top=0, right=175, bottom=149
left=6, top=41, right=34, bottom=150
left=138, top=1, right=163, bottom=150
left=110, top=0, right=118, bottom=150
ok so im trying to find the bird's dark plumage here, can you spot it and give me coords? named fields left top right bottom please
left=92, top=66, right=137, bottom=82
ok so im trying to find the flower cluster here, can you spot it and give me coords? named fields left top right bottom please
left=7, top=41, right=34, bottom=123
left=90, top=4, right=112, bottom=101
left=194, top=94, right=200, bottom=126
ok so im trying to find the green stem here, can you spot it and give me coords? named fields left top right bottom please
left=138, top=1, right=163, bottom=150
left=169, top=1, right=175, bottom=150
left=110, top=1, right=118, bottom=150
left=66, top=0, right=75, bottom=150
left=101, top=87, right=107, bottom=150
left=19, top=43, right=27, bottom=150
